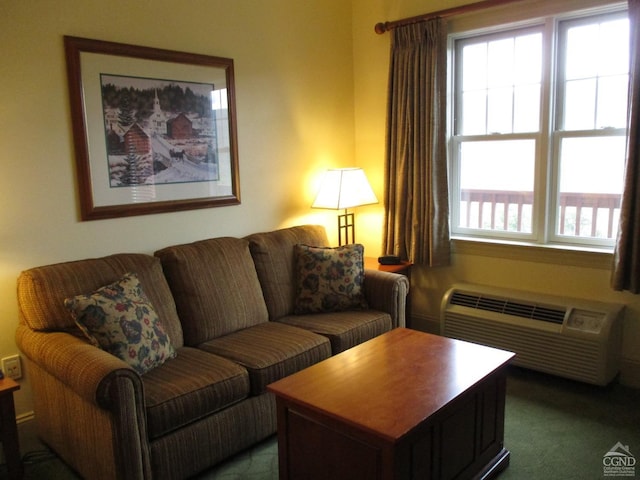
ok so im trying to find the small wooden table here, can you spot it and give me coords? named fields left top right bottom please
left=364, top=257, right=413, bottom=326
left=0, top=377, right=22, bottom=480
left=268, top=328, right=514, bottom=480
left=364, top=257, right=413, bottom=275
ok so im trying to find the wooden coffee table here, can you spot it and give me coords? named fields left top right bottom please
left=268, top=328, right=515, bottom=480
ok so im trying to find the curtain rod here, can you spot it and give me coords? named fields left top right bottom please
left=374, top=0, right=525, bottom=34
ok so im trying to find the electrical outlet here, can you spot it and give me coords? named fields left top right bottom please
left=1, top=354, right=22, bottom=380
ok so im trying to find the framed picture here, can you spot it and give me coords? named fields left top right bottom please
left=64, top=36, right=240, bottom=220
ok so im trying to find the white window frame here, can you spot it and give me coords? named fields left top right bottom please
left=448, top=2, right=628, bottom=251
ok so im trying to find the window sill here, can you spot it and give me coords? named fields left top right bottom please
left=451, top=237, right=613, bottom=270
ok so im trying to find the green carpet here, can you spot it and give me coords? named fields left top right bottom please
left=501, top=367, right=640, bottom=480
left=1, top=366, right=638, bottom=479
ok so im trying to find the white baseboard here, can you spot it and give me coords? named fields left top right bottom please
left=17, top=411, right=35, bottom=424
left=620, top=357, right=640, bottom=388
left=408, top=311, right=439, bottom=334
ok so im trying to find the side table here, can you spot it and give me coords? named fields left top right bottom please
left=364, top=257, right=413, bottom=327
left=364, top=257, right=413, bottom=275
left=0, top=377, right=22, bottom=480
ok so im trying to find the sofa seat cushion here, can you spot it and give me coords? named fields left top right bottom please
left=277, top=310, right=393, bottom=354
left=143, top=347, right=250, bottom=439
left=198, top=322, right=332, bottom=395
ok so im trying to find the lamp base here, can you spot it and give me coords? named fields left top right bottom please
left=338, top=210, right=355, bottom=246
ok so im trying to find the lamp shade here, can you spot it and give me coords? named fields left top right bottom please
left=311, top=168, right=378, bottom=210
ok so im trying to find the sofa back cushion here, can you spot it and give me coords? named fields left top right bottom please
left=155, top=237, right=269, bottom=345
left=17, top=253, right=184, bottom=348
left=246, top=225, right=329, bottom=320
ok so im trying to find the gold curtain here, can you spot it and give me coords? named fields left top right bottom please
left=612, top=0, right=640, bottom=292
left=382, top=19, right=450, bottom=266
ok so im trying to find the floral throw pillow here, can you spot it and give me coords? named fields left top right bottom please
left=64, top=272, right=176, bottom=375
left=294, top=244, right=368, bottom=314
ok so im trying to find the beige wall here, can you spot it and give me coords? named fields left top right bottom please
left=352, top=0, right=640, bottom=387
left=1, top=0, right=355, bottom=416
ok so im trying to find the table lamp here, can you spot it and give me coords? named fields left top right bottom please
left=311, top=167, right=378, bottom=245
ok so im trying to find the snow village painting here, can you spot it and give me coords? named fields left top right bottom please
left=100, top=74, right=228, bottom=187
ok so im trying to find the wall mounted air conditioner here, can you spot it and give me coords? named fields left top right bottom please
left=441, top=283, right=624, bottom=386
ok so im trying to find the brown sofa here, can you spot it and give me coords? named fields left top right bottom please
left=15, top=225, right=409, bottom=479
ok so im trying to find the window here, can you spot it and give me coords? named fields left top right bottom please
left=450, top=8, right=629, bottom=249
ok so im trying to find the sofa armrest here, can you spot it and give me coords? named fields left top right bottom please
left=16, top=324, right=151, bottom=479
left=363, top=270, right=410, bottom=328
left=16, top=325, right=137, bottom=405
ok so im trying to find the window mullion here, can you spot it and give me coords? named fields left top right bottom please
left=537, top=17, right=556, bottom=244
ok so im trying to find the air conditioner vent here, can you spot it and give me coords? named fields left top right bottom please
left=442, top=284, right=624, bottom=386
left=450, top=291, right=566, bottom=324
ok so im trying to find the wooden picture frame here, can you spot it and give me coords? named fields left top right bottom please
left=64, top=36, right=240, bottom=220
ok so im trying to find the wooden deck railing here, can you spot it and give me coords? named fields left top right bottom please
left=460, top=189, right=621, bottom=238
